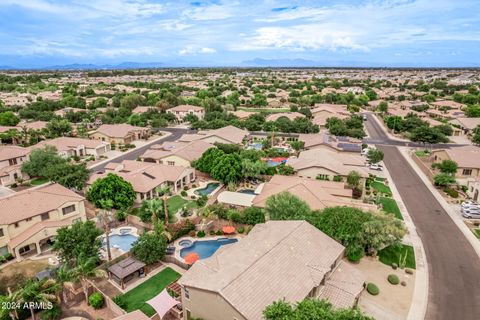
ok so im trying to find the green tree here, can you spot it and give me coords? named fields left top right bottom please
left=44, top=161, right=89, bottom=190
left=46, top=119, right=72, bottom=137
left=20, top=279, right=59, bottom=320
left=377, top=101, right=388, bottom=113
left=437, top=160, right=458, bottom=175
left=266, top=192, right=311, bottom=220
left=195, top=148, right=225, bottom=173
left=367, top=148, right=384, bottom=164
left=241, top=159, right=266, bottom=181
left=347, top=170, right=362, bottom=188
left=472, top=125, right=480, bottom=145
left=433, top=173, right=456, bottom=187
left=21, top=146, right=64, bottom=177
left=410, top=126, right=448, bottom=144
left=53, top=220, right=102, bottom=264
left=276, top=164, right=295, bottom=176
left=289, top=140, right=305, bottom=153
left=86, top=173, right=136, bottom=210
left=138, top=199, right=164, bottom=223
left=131, top=223, right=167, bottom=265
left=210, top=153, right=242, bottom=183
left=71, top=256, right=106, bottom=304
left=0, top=111, right=20, bottom=126
left=434, top=124, right=453, bottom=136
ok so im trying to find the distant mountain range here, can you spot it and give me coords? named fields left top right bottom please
left=0, top=61, right=167, bottom=70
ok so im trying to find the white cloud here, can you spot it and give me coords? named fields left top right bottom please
left=184, top=4, right=234, bottom=20
left=179, top=46, right=217, bottom=55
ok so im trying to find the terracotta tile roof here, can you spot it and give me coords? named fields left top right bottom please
left=0, top=183, right=84, bottom=225
left=168, top=104, right=204, bottom=112
left=141, top=140, right=213, bottom=163
left=9, top=220, right=72, bottom=248
left=0, top=146, right=30, bottom=162
left=179, top=125, right=249, bottom=144
left=265, top=112, right=305, bottom=122
left=95, top=124, right=148, bottom=138
left=441, top=146, right=480, bottom=169
left=30, top=137, right=109, bottom=152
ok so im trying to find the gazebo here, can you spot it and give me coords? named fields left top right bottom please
left=108, top=256, right=146, bottom=289
left=146, top=288, right=180, bottom=319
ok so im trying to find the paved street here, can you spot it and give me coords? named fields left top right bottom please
left=364, top=114, right=480, bottom=320
left=88, top=128, right=190, bottom=172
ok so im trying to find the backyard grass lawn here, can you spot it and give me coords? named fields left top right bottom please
left=415, top=150, right=430, bottom=157
left=377, top=197, right=403, bottom=220
left=30, top=178, right=49, bottom=186
left=371, top=181, right=392, bottom=195
left=379, top=244, right=416, bottom=269
left=167, top=196, right=198, bottom=223
left=121, top=267, right=181, bottom=316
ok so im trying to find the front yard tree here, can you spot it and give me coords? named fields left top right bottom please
left=472, top=125, right=480, bottom=145
left=437, top=160, right=458, bottom=175
left=87, top=173, right=136, bottom=210
left=266, top=192, right=311, bottom=220
left=347, top=170, right=362, bottom=188
left=53, top=220, right=102, bottom=264
left=367, top=148, right=384, bottom=164
left=433, top=173, right=456, bottom=187
left=46, top=119, right=73, bottom=138
left=21, top=146, right=64, bottom=178
left=377, top=101, right=388, bottom=113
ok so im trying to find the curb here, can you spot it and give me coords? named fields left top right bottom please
left=369, top=113, right=410, bottom=143
left=398, top=147, right=480, bottom=258
left=381, top=155, right=429, bottom=320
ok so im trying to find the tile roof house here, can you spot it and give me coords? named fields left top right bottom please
left=265, top=112, right=305, bottom=122
left=431, top=146, right=480, bottom=180
left=87, top=160, right=195, bottom=203
left=30, top=137, right=111, bottom=159
left=287, top=148, right=369, bottom=180
left=140, top=140, right=213, bottom=167
left=0, top=183, right=86, bottom=261
left=179, top=220, right=365, bottom=320
left=252, top=175, right=376, bottom=211
left=179, top=125, right=249, bottom=145
left=298, top=132, right=362, bottom=153
left=167, top=105, right=205, bottom=122
left=449, top=117, right=480, bottom=135
left=89, top=124, right=150, bottom=145
left=0, top=146, right=30, bottom=186
left=311, top=104, right=350, bottom=127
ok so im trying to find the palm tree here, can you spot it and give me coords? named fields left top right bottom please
left=56, top=264, right=76, bottom=304
left=156, top=186, right=171, bottom=226
left=143, top=198, right=163, bottom=222
left=72, top=256, right=106, bottom=304
left=97, top=199, right=114, bottom=261
left=0, top=288, right=21, bottom=320
left=20, top=279, right=59, bottom=320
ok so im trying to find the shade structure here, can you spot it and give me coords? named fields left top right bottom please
left=222, top=225, right=236, bottom=234
left=146, top=288, right=180, bottom=319
left=184, top=252, right=200, bottom=265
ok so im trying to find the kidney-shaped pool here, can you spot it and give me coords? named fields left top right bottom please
left=180, top=238, right=238, bottom=260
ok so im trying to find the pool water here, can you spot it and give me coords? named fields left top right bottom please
left=180, top=238, right=238, bottom=260
left=103, top=234, right=138, bottom=252
left=238, top=189, right=256, bottom=195
left=195, top=183, right=220, bottom=196
left=248, top=143, right=263, bottom=150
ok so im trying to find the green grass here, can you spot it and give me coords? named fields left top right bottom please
left=121, top=267, right=181, bottom=316
left=415, top=150, right=430, bottom=157
left=167, top=196, right=197, bottom=223
left=473, top=229, right=480, bottom=239
left=30, top=178, right=49, bottom=186
left=377, top=197, right=403, bottom=220
left=379, top=244, right=416, bottom=269
left=371, top=181, right=392, bottom=195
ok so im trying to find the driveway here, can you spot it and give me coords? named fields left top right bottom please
left=364, top=114, right=480, bottom=320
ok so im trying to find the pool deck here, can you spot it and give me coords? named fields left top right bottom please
left=172, top=235, right=241, bottom=264
left=187, top=180, right=223, bottom=198
left=99, top=226, right=139, bottom=260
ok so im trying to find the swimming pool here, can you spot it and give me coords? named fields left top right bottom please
left=238, top=189, right=256, bottom=195
left=103, top=234, right=138, bottom=252
left=248, top=142, right=263, bottom=150
left=194, top=183, right=220, bottom=196
left=180, top=238, right=238, bottom=260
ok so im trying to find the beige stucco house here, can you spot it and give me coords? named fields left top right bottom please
left=431, top=146, right=480, bottom=180
left=87, top=160, right=195, bottom=203
left=140, top=140, right=213, bottom=167
left=0, top=183, right=86, bottom=260
left=167, top=105, right=205, bottom=122
left=30, top=137, right=111, bottom=159
left=89, top=124, right=150, bottom=145
left=179, top=220, right=365, bottom=320
left=179, top=125, right=249, bottom=145
left=0, top=146, right=30, bottom=186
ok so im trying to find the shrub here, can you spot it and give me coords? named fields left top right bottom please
left=89, top=292, right=105, bottom=309
left=196, top=195, right=208, bottom=207
left=227, top=210, right=243, bottom=224
left=391, top=262, right=398, bottom=270
left=237, top=227, right=245, bottom=234
left=444, top=188, right=458, bottom=198
left=216, top=230, right=223, bottom=235
left=40, top=303, right=61, bottom=320
left=401, top=281, right=407, bottom=286
left=192, top=184, right=197, bottom=188
left=183, top=185, right=189, bottom=191
left=180, top=190, right=188, bottom=197
left=346, top=247, right=364, bottom=263
left=188, top=230, right=196, bottom=237
left=197, top=230, right=205, bottom=238
left=11, top=183, right=18, bottom=188
left=461, top=185, right=468, bottom=192
left=388, top=274, right=400, bottom=285
left=112, top=295, right=127, bottom=309
left=242, top=207, right=265, bottom=225
left=209, top=230, right=216, bottom=235
left=405, top=268, right=414, bottom=274
left=366, top=283, right=379, bottom=295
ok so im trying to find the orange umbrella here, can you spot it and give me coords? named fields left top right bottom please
left=222, top=226, right=236, bottom=234
left=184, top=252, right=200, bottom=265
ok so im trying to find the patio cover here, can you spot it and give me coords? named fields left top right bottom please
left=146, top=288, right=180, bottom=319
left=108, top=256, right=146, bottom=280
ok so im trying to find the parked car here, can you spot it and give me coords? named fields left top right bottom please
left=361, top=148, right=371, bottom=156
left=363, top=115, right=368, bottom=121
left=461, top=201, right=479, bottom=209
left=369, top=163, right=383, bottom=171
left=462, top=211, right=480, bottom=219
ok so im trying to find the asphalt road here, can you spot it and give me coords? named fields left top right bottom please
left=364, top=114, right=480, bottom=320
left=88, top=128, right=189, bottom=172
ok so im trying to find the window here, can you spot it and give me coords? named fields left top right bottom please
left=8, top=158, right=17, bottom=166
left=14, top=222, right=19, bottom=228
left=41, top=213, right=49, bottom=221
left=0, top=245, right=8, bottom=256
left=62, top=205, right=76, bottom=215
left=0, top=228, right=4, bottom=237
left=167, top=161, right=175, bottom=166
left=26, top=217, right=32, bottom=222
left=462, top=169, right=473, bottom=176
left=184, top=288, right=190, bottom=300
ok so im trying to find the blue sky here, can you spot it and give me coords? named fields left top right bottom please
left=0, top=0, right=479, bottom=68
